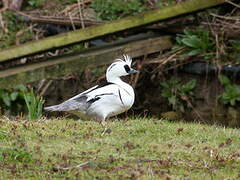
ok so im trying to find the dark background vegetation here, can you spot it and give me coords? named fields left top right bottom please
left=0, top=0, right=240, bottom=127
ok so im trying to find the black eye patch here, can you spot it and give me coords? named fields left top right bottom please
left=124, top=65, right=130, bottom=73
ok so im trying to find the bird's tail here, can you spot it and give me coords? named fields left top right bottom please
left=44, top=104, right=64, bottom=112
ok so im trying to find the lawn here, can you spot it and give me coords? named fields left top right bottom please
left=0, top=117, right=239, bottom=179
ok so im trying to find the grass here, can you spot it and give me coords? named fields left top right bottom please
left=0, top=117, right=239, bottom=179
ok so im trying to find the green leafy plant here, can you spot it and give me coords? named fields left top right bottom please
left=0, top=86, right=44, bottom=119
left=174, top=28, right=215, bottom=57
left=161, top=78, right=197, bottom=112
left=23, top=89, right=44, bottom=121
left=0, top=85, right=27, bottom=115
left=0, top=12, right=35, bottom=49
left=92, top=0, right=147, bottom=20
left=219, top=75, right=240, bottom=106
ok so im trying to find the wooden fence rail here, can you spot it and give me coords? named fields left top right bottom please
left=0, top=36, right=172, bottom=89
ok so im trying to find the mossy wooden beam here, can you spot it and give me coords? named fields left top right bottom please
left=0, top=36, right=172, bottom=89
left=0, top=0, right=225, bottom=62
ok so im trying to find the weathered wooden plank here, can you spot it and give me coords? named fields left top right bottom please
left=0, top=0, right=225, bottom=62
left=0, top=36, right=172, bottom=89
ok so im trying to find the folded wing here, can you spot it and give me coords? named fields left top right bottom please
left=44, top=83, right=119, bottom=113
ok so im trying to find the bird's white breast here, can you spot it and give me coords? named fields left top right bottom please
left=118, top=85, right=135, bottom=109
left=86, top=83, right=135, bottom=119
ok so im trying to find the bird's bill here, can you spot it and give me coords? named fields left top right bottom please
left=129, top=68, right=139, bottom=74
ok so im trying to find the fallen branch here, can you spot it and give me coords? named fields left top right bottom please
left=226, top=0, right=240, bottom=8
left=210, top=13, right=240, bottom=20
left=14, top=11, right=103, bottom=27
left=61, top=0, right=92, bottom=15
left=59, top=161, right=92, bottom=170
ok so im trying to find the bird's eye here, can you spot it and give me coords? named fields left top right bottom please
left=124, top=65, right=130, bottom=73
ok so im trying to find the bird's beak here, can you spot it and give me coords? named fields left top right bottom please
left=129, top=68, right=139, bottom=74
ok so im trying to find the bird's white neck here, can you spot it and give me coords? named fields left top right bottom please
left=107, top=76, right=125, bottom=86
left=107, top=76, right=134, bottom=96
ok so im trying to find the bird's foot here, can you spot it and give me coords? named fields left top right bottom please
left=100, top=120, right=112, bottom=136
left=101, top=127, right=112, bottom=136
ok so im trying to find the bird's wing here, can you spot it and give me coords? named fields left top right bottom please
left=68, top=85, right=99, bottom=101
left=44, top=85, right=98, bottom=112
left=84, top=83, right=119, bottom=101
left=44, top=95, right=88, bottom=112
left=44, top=83, right=120, bottom=112
left=68, top=81, right=115, bottom=101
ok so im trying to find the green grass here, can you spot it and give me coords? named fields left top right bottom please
left=0, top=117, right=239, bottom=179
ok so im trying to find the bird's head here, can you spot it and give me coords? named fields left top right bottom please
left=106, top=55, right=138, bottom=82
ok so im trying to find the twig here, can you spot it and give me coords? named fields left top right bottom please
left=202, top=22, right=240, bottom=29
left=15, top=11, right=103, bottom=26
left=58, top=158, right=96, bottom=170
left=2, top=0, right=9, bottom=11
left=78, top=0, right=89, bottom=48
left=210, top=13, right=240, bottom=20
left=152, top=49, right=185, bottom=72
left=215, top=19, right=240, bottom=28
left=0, top=12, right=8, bottom=33
left=132, top=59, right=143, bottom=88
left=78, top=0, right=85, bottom=29
left=68, top=12, right=76, bottom=30
left=61, top=0, right=92, bottom=15
left=226, top=0, right=240, bottom=8
left=184, top=97, right=206, bottom=123
left=39, top=80, right=53, bottom=96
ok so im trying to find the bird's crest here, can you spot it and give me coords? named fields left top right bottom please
left=115, top=54, right=132, bottom=66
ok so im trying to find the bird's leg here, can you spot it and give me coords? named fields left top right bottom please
left=101, top=119, right=107, bottom=127
left=101, top=119, right=107, bottom=136
left=101, top=118, right=112, bottom=136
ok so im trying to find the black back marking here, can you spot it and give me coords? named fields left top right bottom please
left=98, top=81, right=114, bottom=87
left=118, top=89, right=124, bottom=105
left=124, top=65, right=130, bottom=73
left=87, top=97, right=101, bottom=104
left=81, top=81, right=114, bottom=96
left=96, top=93, right=114, bottom=96
left=108, top=63, right=117, bottom=72
left=95, top=81, right=114, bottom=90
left=87, top=93, right=114, bottom=104
left=72, top=82, right=115, bottom=105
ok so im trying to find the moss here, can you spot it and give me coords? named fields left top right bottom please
left=0, top=11, right=35, bottom=49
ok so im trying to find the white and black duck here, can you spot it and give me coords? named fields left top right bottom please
left=44, top=54, right=138, bottom=124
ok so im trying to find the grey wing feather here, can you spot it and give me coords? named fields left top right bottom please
left=44, top=84, right=112, bottom=112
left=44, top=95, right=89, bottom=112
